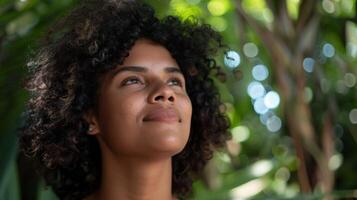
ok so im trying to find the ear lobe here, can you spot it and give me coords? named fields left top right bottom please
left=83, top=110, right=100, bottom=135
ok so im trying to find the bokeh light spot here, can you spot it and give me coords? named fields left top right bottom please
left=266, top=116, right=282, bottom=132
left=344, top=73, right=356, bottom=87
left=264, top=91, right=280, bottom=109
left=231, top=126, right=250, bottom=143
left=208, top=16, right=227, bottom=32
left=275, top=167, right=290, bottom=182
left=349, top=108, right=357, bottom=124
left=303, top=57, right=315, bottom=73
left=252, top=64, right=269, bottom=81
left=328, top=154, right=343, bottom=171
left=322, top=0, right=335, bottom=14
left=259, top=111, right=274, bottom=125
left=287, top=0, right=300, bottom=19
left=250, top=160, right=273, bottom=177
left=322, top=43, right=335, bottom=58
left=254, top=97, right=269, bottom=114
left=242, top=0, right=272, bottom=23
left=170, top=0, right=203, bottom=19
left=347, top=42, right=357, bottom=58
left=262, top=8, right=273, bottom=23
left=304, top=87, right=313, bottom=103
left=207, top=0, right=230, bottom=16
left=217, top=152, right=231, bottom=163
left=230, top=179, right=266, bottom=199
left=243, top=42, right=259, bottom=58
left=247, top=81, right=266, bottom=99
left=224, top=50, right=240, bottom=68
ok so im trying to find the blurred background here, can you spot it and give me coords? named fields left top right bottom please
left=1, top=0, right=357, bottom=199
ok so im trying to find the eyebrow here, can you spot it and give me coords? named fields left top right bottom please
left=110, top=65, right=183, bottom=78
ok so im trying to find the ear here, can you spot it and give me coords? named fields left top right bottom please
left=83, top=110, right=101, bottom=135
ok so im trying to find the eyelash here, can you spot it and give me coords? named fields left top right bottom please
left=122, top=76, right=183, bottom=87
left=122, top=77, right=143, bottom=86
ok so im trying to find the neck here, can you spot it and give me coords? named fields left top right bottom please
left=88, top=146, right=176, bottom=200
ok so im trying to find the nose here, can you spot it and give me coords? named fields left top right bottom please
left=148, top=82, right=176, bottom=104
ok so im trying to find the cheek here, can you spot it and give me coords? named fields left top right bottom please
left=99, top=96, right=137, bottom=129
left=181, top=95, right=192, bottom=124
left=176, top=94, right=192, bottom=142
left=97, top=91, right=144, bottom=154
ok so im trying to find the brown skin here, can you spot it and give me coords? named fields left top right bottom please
left=84, top=38, right=192, bottom=200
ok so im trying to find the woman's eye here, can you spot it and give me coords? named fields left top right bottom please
left=122, top=77, right=143, bottom=86
left=168, top=78, right=183, bottom=87
left=121, top=77, right=183, bottom=87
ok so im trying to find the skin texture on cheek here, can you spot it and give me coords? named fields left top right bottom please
left=92, top=39, right=192, bottom=160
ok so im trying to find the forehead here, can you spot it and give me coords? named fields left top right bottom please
left=99, top=38, right=183, bottom=86
left=120, top=38, right=179, bottom=68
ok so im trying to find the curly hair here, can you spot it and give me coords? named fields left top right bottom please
left=18, top=0, right=231, bottom=199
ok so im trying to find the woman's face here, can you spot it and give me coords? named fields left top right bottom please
left=87, top=38, right=192, bottom=159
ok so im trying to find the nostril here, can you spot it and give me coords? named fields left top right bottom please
left=154, top=96, right=163, bottom=101
left=153, top=95, right=174, bottom=102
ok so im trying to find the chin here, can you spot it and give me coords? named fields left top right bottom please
left=146, top=135, right=188, bottom=156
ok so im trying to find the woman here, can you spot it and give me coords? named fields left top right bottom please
left=19, top=0, right=231, bottom=199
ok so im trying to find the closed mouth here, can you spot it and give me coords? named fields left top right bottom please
left=143, top=108, right=181, bottom=123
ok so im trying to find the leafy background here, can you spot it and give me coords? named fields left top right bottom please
left=1, top=0, right=356, bottom=199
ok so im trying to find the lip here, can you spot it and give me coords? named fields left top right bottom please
left=143, top=107, right=180, bottom=123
